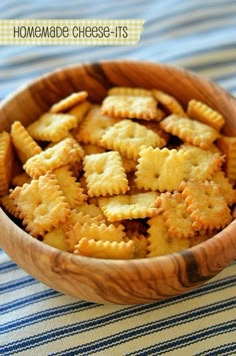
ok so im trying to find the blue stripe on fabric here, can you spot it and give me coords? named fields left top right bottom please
left=1, top=274, right=235, bottom=332
left=0, top=261, right=18, bottom=273
left=0, top=275, right=37, bottom=294
left=196, top=342, right=236, bottom=356
left=127, top=320, right=236, bottom=356
left=1, top=293, right=235, bottom=354
left=0, top=289, right=61, bottom=315
left=49, top=299, right=236, bottom=356
left=0, top=301, right=97, bottom=334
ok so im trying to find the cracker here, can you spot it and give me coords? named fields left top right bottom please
left=50, top=91, right=88, bottom=113
left=107, top=86, right=152, bottom=97
left=156, top=192, right=195, bottom=238
left=160, top=114, right=219, bottom=149
left=10, top=171, right=70, bottom=237
left=83, top=151, right=129, bottom=197
left=212, top=170, right=236, bottom=206
left=101, top=95, right=158, bottom=120
left=217, top=135, right=236, bottom=180
left=0, top=194, right=20, bottom=218
left=181, top=144, right=224, bottom=181
left=27, top=112, right=77, bottom=142
left=77, top=106, right=120, bottom=145
left=43, top=225, right=68, bottom=251
left=75, top=202, right=104, bottom=218
left=23, top=137, right=80, bottom=179
left=152, top=89, right=187, bottom=117
left=54, top=166, right=87, bottom=208
left=130, top=234, right=148, bottom=258
left=10, top=121, right=42, bottom=163
left=81, top=144, right=106, bottom=155
left=68, top=100, right=91, bottom=124
left=74, top=238, right=135, bottom=259
left=147, top=214, right=191, bottom=257
left=99, top=192, right=158, bottom=222
left=100, top=119, right=165, bottom=160
left=135, top=146, right=189, bottom=192
left=0, top=131, right=14, bottom=196
left=179, top=180, right=232, bottom=231
left=187, top=99, right=225, bottom=131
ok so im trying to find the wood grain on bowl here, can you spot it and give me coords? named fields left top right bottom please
left=0, top=60, right=236, bottom=304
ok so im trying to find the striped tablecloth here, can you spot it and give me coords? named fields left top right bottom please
left=0, top=1, right=236, bottom=355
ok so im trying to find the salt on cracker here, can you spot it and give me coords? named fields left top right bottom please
left=179, top=180, right=232, bottom=231
left=101, top=94, right=158, bottom=120
left=74, top=238, right=135, bottom=259
left=135, top=146, right=189, bottom=192
left=187, top=99, right=225, bottom=131
left=100, top=119, right=165, bottom=160
left=49, top=91, right=88, bottom=113
left=10, top=171, right=70, bottom=237
left=11, top=121, right=42, bottom=163
left=99, top=192, right=158, bottom=222
left=83, top=151, right=129, bottom=197
left=27, top=112, right=77, bottom=142
left=160, top=114, right=219, bottom=149
left=0, top=131, right=14, bottom=196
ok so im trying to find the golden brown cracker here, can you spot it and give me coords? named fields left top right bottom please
left=50, top=91, right=88, bottom=113
left=0, top=131, right=14, bottom=196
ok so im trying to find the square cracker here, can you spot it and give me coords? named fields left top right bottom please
left=135, top=146, right=189, bottom=192
left=179, top=180, right=232, bottom=231
left=83, top=151, right=129, bottom=197
left=10, top=171, right=70, bottom=237
left=100, top=119, right=165, bottom=160
left=99, top=192, right=158, bottom=222
left=101, top=94, right=158, bottom=120
left=0, top=131, right=14, bottom=196
left=160, top=114, right=219, bottom=149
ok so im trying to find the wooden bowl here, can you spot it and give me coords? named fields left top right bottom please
left=1, top=60, right=236, bottom=304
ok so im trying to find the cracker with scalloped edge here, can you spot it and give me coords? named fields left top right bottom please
left=76, top=106, right=120, bottom=145
left=108, top=86, right=152, bottom=97
left=135, top=146, right=189, bottom=192
left=147, top=214, right=191, bottom=257
left=156, top=192, right=195, bottom=239
left=0, top=194, right=20, bottom=218
left=74, top=238, right=135, bottom=259
left=43, top=225, right=68, bottom=251
left=181, top=144, right=224, bottom=181
left=101, top=94, right=158, bottom=120
left=217, top=135, right=236, bottom=180
left=179, top=180, right=232, bottom=231
left=27, top=112, right=77, bottom=142
left=0, top=131, right=14, bottom=196
left=130, top=234, right=148, bottom=258
left=152, top=89, right=187, bottom=117
left=23, top=137, right=80, bottom=178
left=100, top=119, right=165, bottom=160
left=212, top=170, right=236, bottom=206
left=99, top=192, right=158, bottom=222
left=160, top=115, right=219, bottom=149
left=11, top=121, right=42, bottom=163
left=53, top=166, right=87, bottom=208
left=81, top=143, right=106, bottom=155
left=83, top=151, right=129, bottom=197
left=187, top=99, right=225, bottom=131
left=10, top=171, right=70, bottom=237
left=50, top=91, right=88, bottom=113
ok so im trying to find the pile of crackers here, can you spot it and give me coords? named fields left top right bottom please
left=0, top=87, right=236, bottom=259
